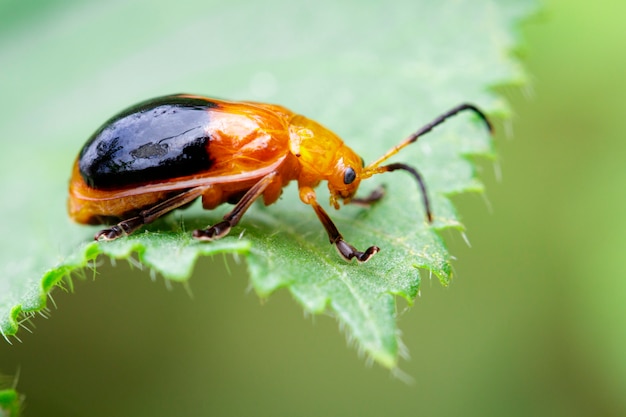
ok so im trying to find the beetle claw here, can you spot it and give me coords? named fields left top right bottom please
left=335, top=239, right=380, bottom=263
left=193, top=221, right=232, bottom=241
left=95, top=226, right=125, bottom=241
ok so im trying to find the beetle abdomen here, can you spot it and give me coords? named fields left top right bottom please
left=79, top=95, right=218, bottom=189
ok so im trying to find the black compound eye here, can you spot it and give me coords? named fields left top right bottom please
left=343, top=167, right=356, bottom=184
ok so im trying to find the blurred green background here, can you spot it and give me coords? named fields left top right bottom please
left=2, top=0, right=626, bottom=416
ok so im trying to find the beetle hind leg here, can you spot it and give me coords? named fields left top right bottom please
left=95, top=187, right=207, bottom=241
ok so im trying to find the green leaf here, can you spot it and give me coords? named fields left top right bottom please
left=0, top=0, right=535, bottom=367
left=0, top=386, right=21, bottom=417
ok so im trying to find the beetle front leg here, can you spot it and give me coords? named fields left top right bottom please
left=300, top=187, right=379, bottom=263
left=349, top=184, right=386, bottom=207
left=95, top=186, right=208, bottom=241
left=193, top=171, right=279, bottom=241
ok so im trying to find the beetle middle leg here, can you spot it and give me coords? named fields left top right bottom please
left=349, top=185, right=386, bottom=207
left=193, top=171, right=279, bottom=241
left=300, top=186, right=379, bottom=263
left=95, top=186, right=209, bottom=241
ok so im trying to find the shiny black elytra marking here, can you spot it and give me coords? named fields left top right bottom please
left=79, top=96, right=218, bottom=189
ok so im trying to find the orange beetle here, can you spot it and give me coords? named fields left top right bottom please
left=69, top=94, right=491, bottom=262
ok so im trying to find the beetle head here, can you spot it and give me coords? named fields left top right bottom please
left=326, top=148, right=364, bottom=208
left=289, top=115, right=364, bottom=208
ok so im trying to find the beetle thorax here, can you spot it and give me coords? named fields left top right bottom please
left=288, top=115, right=345, bottom=184
left=288, top=115, right=364, bottom=207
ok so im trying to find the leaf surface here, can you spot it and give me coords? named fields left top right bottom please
left=0, top=388, right=20, bottom=417
left=0, top=0, right=535, bottom=367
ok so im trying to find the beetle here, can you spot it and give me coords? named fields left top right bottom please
left=68, top=94, right=491, bottom=263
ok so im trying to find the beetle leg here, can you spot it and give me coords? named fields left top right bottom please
left=193, top=171, right=279, bottom=241
left=300, top=187, right=379, bottom=263
left=349, top=184, right=386, bottom=207
left=95, top=187, right=208, bottom=241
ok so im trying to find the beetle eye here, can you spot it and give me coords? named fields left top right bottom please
left=343, top=167, right=356, bottom=184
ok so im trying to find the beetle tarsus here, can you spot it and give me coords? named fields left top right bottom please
left=335, top=239, right=380, bottom=263
left=193, top=221, right=232, bottom=241
left=94, top=215, right=146, bottom=241
left=94, top=225, right=126, bottom=241
left=96, top=215, right=147, bottom=242
left=94, top=222, right=135, bottom=241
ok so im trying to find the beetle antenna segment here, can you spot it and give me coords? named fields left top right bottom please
left=364, top=103, right=493, bottom=172
left=359, top=103, right=492, bottom=223
left=372, top=163, right=433, bottom=223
